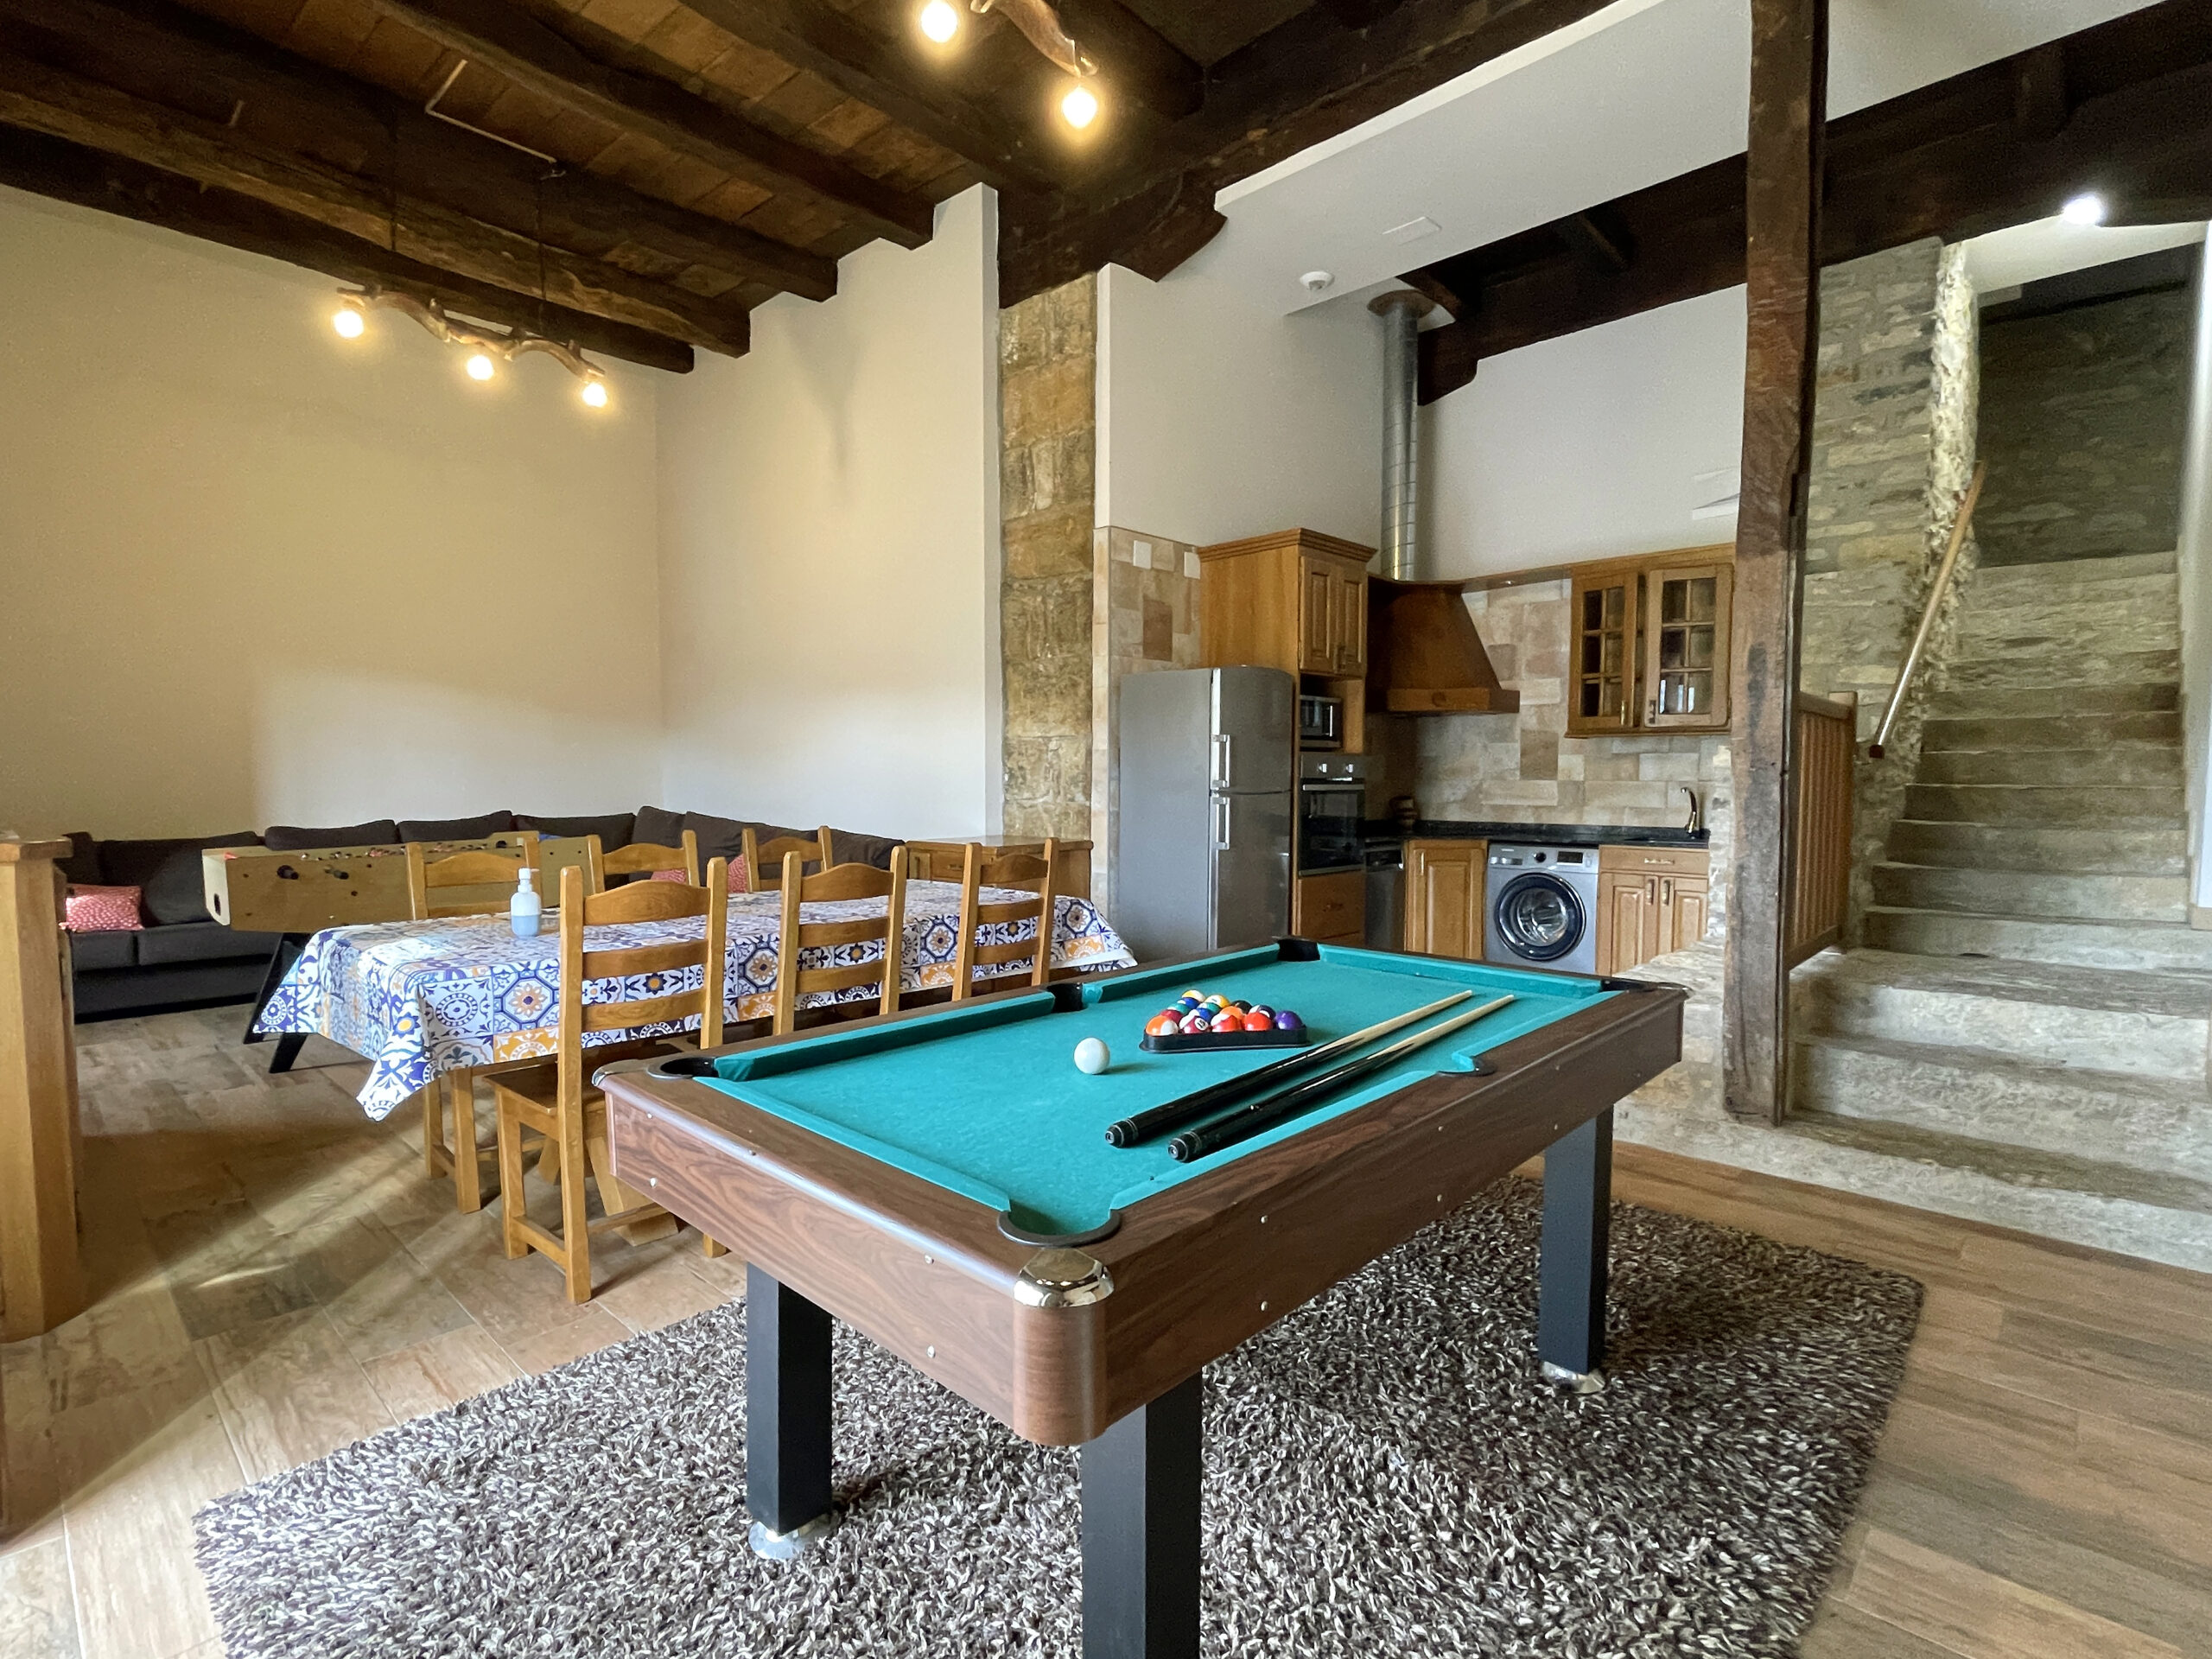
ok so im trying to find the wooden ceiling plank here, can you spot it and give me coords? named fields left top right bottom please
left=353, top=0, right=936, bottom=245
left=0, top=44, right=753, bottom=352
left=0, top=121, right=700, bottom=368
left=673, top=0, right=1058, bottom=190
left=1054, top=0, right=1203, bottom=118
left=0, top=0, right=837, bottom=296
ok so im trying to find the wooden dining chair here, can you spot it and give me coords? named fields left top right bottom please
left=403, top=837, right=543, bottom=1212
left=583, top=829, right=701, bottom=893
left=741, top=824, right=834, bottom=891
left=493, top=860, right=729, bottom=1302
left=772, top=846, right=908, bottom=1036
left=950, top=840, right=1058, bottom=1001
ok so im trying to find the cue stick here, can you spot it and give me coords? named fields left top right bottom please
left=1103, top=989, right=1476, bottom=1147
left=1167, top=994, right=1516, bottom=1164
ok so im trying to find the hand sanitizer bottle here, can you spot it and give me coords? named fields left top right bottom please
left=510, top=867, right=543, bottom=938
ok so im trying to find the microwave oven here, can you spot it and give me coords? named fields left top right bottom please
left=1298, top=693, right=1344, bottom=750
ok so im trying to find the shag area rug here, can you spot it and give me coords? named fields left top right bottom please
left=194, top=1179, right=1921, bottom=1657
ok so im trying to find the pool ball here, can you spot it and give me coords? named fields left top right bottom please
left=1274, top=1009, right=1305, bottom=1033
left=1145, top=1012, right=1181, bottom=1037
left=1230, top=1000, right=1252, bottom=1013
left=1209, top=1010, right=1244, bottom=1033
left=1073, top=1037, right=1111, bottom=1075
left=1179, top=1012, right=1211, bottom=1034
left=1241, top=1010, right=1274, bottom=1032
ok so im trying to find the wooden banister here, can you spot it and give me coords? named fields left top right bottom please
left=1787, top=693, right=1856, bottom=967
left=1868, top=461, right=1986, bottom=759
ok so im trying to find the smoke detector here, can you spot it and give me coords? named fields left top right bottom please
left=1299, top=270, right=1335, bottom=295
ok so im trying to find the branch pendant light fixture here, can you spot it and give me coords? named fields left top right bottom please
left=326, top=58, right=611, bottom=411
left=918, top=0, right=1102, bottom=129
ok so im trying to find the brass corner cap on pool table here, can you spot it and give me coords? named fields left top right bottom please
left=1013, top=1249, right=1115, bottom=1309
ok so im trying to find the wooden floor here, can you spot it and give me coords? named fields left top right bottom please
left=2, top=1006, right=2209, bottom=1659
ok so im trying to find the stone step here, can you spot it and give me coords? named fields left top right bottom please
left=1913, top=747, right=2182, bottom=787
left=1871, top=862, right=2189, bottom=924
left=1791, top=948, right=2209, bottom=1078
left=1968, top=549, right=2177, bottom=589
left=1923, top=681, right=2179, bottom=720
left=1885, top=819, right=2190, bottom=875
left=1955, top=599, right=2179, bottom=654
left=1940, top=648, right=2180, bottom=692
left=1792, top=1033, right=2211, bottom=1179
left=1864, top=906, right=2212, bottom=973
left=1903, top=783, right=2183, bottom=823
left=1957, top=575, right=2179, bottom=620
left=1920, top=709, right=2182, bottom=752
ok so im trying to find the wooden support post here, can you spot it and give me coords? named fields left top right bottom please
left=1725, top=0, right=1827, bottom=1125
left=0, top=838, right=86, bottom=1340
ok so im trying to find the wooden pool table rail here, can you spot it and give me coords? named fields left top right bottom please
left=599, top=950, right=1686, bottom=1445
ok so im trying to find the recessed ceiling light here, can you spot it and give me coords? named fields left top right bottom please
left=2062, top=193, right=2107, bottom=226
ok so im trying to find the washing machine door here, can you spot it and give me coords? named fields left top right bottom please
left=1492, top=872, right=1586, bottom=963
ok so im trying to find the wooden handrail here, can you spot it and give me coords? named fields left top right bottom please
left=1868, top=461, right=1986, bottom=759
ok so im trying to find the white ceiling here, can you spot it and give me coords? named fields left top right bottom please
left=1192, top=0, right=2164, bottom=314
left=1961, top=216, right=2204, bottom=294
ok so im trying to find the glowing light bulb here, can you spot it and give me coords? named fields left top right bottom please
left=2062, top=193, right=2107, bottom=226
left=918, top=0, right=959, bottom=42
left=331, top=304, right=365, bottom=340
left=1061, top=82, right=1098, bottom=130
left=465, top=352, right=496, bottom=381
left=580, top=378, right=609, bottom=409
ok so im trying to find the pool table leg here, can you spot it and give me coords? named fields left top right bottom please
left=1080, top=1371, right=1202, bottom=1659
left=1537, top=1106, right=1612, bottom=1394
left=745, top=1267, right=839, bottom=1560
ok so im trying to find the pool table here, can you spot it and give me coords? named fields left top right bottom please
left=598, top=939, right=1685, bottom=1658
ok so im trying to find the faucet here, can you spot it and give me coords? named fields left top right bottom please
left=1682, top=786, right=1704, bottom=836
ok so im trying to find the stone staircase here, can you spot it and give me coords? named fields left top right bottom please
left=1618, top=552, right=2212, bottom=1273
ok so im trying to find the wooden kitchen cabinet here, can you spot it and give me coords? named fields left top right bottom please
left=1402, top=839, right=1486, bottom=959
left=1200, top=528, right=1375, bottom=686
left=1594, top=844, right=1710, bottom=975
left=1294, top=869, right=1364, bottom=946
left=1564, top=547, right=1734, bottom=737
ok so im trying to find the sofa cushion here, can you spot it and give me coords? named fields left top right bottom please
left=829, top=828, right=903, bottom=872
left=67, top=929, right=137, bottom=971
left=518, top=812, right=635, bottom=847
left=264, top=820, right=399, bottom=852
left=100, top=833, right=259, bottom=925
left=397, top=811, right=515, bottom=842
left=58, top=832, right=103, bottom=886
left=137, top=921, right=283, bottom=967
left=66, top=885, right=143, bottom=931
left=633, top=805, right=687, bottom=850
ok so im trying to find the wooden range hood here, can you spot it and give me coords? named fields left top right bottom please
left=1364, top=578, right=1522, bottom=714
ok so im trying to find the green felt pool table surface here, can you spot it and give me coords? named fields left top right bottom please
left=699, top=944, right=1618, bottom=1238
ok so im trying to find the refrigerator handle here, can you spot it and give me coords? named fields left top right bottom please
left=1211, top=733, right=1231, bottom=788
left=1210, top=796, right=1231, bottom=851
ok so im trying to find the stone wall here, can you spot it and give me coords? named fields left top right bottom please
left=1798, top=239, right=1980, bottom=943
left=1000, top=274, right=1097, bottom=841
left=1090, top=526, right=1203, bottom=918
left=1974, top=283, right=2194, bottom=568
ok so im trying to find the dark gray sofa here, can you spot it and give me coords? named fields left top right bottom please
left=62, top=806, right=905, bottom=1020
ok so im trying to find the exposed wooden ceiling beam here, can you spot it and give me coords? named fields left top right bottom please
left=1416, top=0, right=2212, bottom=403
left=357, top=0, right=935, bottom=248
left=1055, top=1, right=1204, bottom=119
left=0, top=0, right=836, bottom=302
left=0, top=47, right=753, bottom=354
left=673, top=0, right=1058, bottom=190
left=0, top=123, right=696, bottom=371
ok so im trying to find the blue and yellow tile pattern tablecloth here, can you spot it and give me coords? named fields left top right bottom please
left=255, top=880, right=1135, bottom=1120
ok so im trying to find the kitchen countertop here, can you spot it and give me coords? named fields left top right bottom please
left=1361, top=820, right=1711, bottom=851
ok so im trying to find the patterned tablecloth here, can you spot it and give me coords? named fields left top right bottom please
left=256, top=880, right=1135, bottom=1120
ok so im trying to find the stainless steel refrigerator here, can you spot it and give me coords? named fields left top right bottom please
left=1116, top=667, right=1294, bottom=962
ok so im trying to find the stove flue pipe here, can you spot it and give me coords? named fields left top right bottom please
left=1370, top=290, right=1435, bottom=582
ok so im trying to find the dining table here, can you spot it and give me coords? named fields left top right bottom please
left=254, top=880, right=1137, bottom=1121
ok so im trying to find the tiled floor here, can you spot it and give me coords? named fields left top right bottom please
left=3, top=1003, right=2209, bottom=1658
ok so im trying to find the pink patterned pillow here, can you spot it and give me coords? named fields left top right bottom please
left=650, top=868, right=689, bottom=884
left=67, top=885, right=143, bottom=931
left=648, top=861, right=747, bottom=893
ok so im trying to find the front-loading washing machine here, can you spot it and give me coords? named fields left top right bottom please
left=1484, top=843, right=1600, bottom=976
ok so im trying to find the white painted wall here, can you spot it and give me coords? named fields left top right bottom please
left=2175, top=243, right=2212, bottom=914
left=1423, top=286, right=1748, bottom=577
left=1095, top=256, right=1381, bottom=549
left=0, top=187, right=664, bottom=841
left=658, top=186, right=1001, bottom=841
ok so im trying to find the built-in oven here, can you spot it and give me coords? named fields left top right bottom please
left=1298, top=753, right=1366, bottom=874
left=1298, top=693, right=1344, bottom=751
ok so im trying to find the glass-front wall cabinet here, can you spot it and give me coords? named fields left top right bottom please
left=1564, top=548, right=1733, bottom=737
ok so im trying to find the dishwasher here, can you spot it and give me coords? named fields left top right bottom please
left=1363, top=842, right=1404, bottom=950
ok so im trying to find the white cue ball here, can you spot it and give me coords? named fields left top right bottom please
left=1074, top=1037, right=1110, bottom=1075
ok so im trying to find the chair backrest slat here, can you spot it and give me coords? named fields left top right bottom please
left=772, top=845, right=907, bottom=1035
left=553, top=859, right=728, bottom=1107
left=741, top=824, right=835, bottom=891
left=405, top=840, right=538, bottom=921
left=586, top=830, right=701, bottom=893
left=951, top=841, right=1056, bottom=1001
